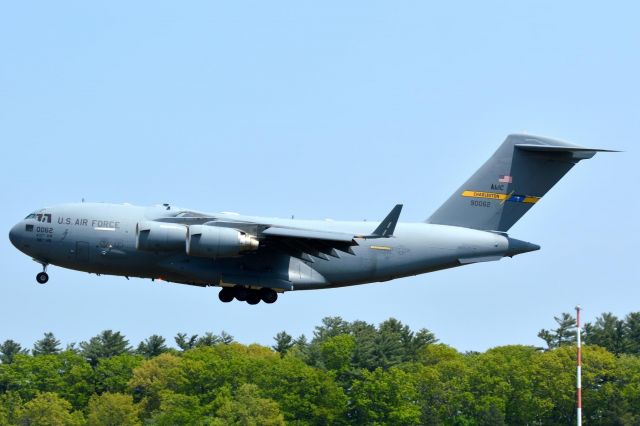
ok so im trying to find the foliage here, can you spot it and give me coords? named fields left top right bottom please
left=93, top=354, right=143, bottom=395
left=0, top=340, right=28, bottom=364
left=272, top=331, right=294, bottom=357
left=584, top=312, right=636, bottom=356
left=136, top=335, right=168, bottom=359
left=0, top=313, right=638, bottom=424
left=32, top=332, right=62, bottom=356
left=174, top=331, right=234, bottom=351
left=215, top=383, right=285, bottom=426
left=16, top=392, right=83, bottom=426
left=174, top=333, right=198, bottom=351
left=80, top=330, right=132, bottom=366
left=538, top=312, right=577, bottom=349
left=86, top=392, right=140, bottom=426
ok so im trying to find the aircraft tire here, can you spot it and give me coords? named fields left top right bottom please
left=218, top=288, right=234, bottom=303
left=36, top=272, right=49, bottom=284
left=246, top=291, right=261, bottom=305
left=260, top=288, right=278, bottom=304
left=233, top=286, right=248, bottom=302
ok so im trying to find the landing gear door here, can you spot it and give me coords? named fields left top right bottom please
left=76, top=241, right=89, bottom=261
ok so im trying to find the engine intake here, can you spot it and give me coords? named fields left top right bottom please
left=186, top=225, right=259, bottom=259
left=136, top=221, right=187, bottom=252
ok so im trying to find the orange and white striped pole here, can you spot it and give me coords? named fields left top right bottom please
left=576, top=305, right=582, bottom=426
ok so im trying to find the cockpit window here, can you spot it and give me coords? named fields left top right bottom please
left=24, top=213, right=37, bottom=219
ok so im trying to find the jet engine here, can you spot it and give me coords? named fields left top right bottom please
left=186, top=225, right=259, bottom=259
left=136, top=221, right=187, bottom=252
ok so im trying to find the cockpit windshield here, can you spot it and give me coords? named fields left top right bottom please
left=24, top=213, right=37, bottom=220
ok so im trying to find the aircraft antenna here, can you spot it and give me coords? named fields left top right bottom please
left=576, top=305, right=582, bottom=426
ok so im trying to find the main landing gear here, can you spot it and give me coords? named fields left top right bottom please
left=218, top=286, right=278, bottom=305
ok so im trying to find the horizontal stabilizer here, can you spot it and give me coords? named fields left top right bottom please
left=515, top=144, right=619, bottom=153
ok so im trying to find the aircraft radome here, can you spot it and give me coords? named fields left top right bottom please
left=9, top=134, right=616, bottom=305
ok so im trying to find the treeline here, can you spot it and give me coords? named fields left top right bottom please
left=0, top=313, right=639, bottom=425
left=539, top=311, right=640, bottom=355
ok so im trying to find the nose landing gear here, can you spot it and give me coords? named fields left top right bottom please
left=35, top=263, right=49, bottom=284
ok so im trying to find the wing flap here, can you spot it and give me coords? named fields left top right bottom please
left=262, top=227, right=355, bottom=243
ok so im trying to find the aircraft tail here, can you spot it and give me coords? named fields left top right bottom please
left=426, top=134, right=615, bottom=232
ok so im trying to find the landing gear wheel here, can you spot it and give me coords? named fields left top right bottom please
left=233, top=286, right=248, bottom=302
left=36, top=272, right=49, bottom=284
left=260, top=288, right=278, bottom=304
left=246, top=290, right=261, bottom=305
left=218, top=288, right=234, bottom=303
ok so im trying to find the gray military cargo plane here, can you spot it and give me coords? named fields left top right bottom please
left=9, top=134, right=614, bottom=305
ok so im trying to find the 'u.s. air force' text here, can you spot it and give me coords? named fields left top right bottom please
left=57, top=217, right=121, bottom=229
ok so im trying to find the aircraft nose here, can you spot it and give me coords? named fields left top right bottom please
left=8, top=223, right=21, bottom=248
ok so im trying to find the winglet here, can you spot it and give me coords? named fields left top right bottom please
left=370, top=204, right=403, bottom=237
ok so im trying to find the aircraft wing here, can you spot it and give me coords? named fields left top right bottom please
left=155, top=216, right=357, bottom=262
left=155, top=204, right=402, bottom=262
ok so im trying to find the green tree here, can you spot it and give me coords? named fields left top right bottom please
left=413, top=344, right=474, bottom=424
left=80, top=330, right=132, bottom=366
left=626, top=312, right=640, bottom=355
left=530, top=346, right=577, bottom=423
left=136, top=335, right=168, bottom=359
left=616, top=354, right=640, bottom=423
left=94, top=354, right=144, bottom=394
left=0, top=391, right=23, bottom=425
left=32, top=332, right=62, bottom=356
left=411, top=328, right=438, bottom=355
left=17, top=392, right=83, bottom=426
left=350, top=367, right=421, bottom=425
left=174, top=333, right=198, bottom=351
left=469, top=345, right=548, bottom=424
left=313, top=316, right=349, bottom=341
left=319, top=334, right=355, bottom=373
left=149, top=390, right=205, bottom=425
left=372, top=318, right=411, bottom=369
left=177, top=344, right=347, bottom=424
left=581, top=346, right=622, bottom=423
left=286, top=334, right=310, bottom=361
left=538, top=312, right=577, bottom=349
left=0, top=339, right=28, bottom=364
left=348, top=320, right=377, bottom=370
left=584, top=312, right=626, bottom=355
left=272, top=331, right=293, bottom=357
left=192, top=331, right=234, bottom=347
left=128, top=352, right=184, bottom=415
left=86, top=392, right=140, bottom=426
left=216, top=383, right=285, bottom=426
left=0, top=350, right=93, bottom=408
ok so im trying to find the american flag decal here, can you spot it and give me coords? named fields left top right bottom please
left=498, top=175, right=513, bottom=183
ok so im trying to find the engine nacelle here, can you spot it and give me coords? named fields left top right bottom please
left=186, top=225, right=259, bottom=259
left=136, top=221, right=187, bottom=252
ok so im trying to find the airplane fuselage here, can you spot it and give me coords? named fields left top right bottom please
left=8, top=202, right=536, bottom=294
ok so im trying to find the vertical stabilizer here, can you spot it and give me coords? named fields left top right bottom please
left=426, top=134, right=614, bottom=232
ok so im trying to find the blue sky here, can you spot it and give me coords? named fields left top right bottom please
left=1, top=1, right=638, bottom=352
